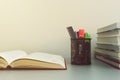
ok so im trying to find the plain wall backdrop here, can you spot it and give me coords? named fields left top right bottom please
left=0, top=0, right=120, bottom=56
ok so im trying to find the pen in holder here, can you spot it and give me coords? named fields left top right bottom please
left=71, top=38, right=91, bottom=65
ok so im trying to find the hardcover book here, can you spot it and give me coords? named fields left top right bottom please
left=95, top=53, right=120, bottom=63
left=95, top=53, right=120, bottom=69
left=0, top=50, right=67, bottom=70
left=96, top=44, right=120, bottom=52
left=97, top=36, right=120, bottom=45
left=97, top=29, right=120, bottom=37
left=94, top=48, right=120, bottom=57
left=97, top=22, right=120, bottom=33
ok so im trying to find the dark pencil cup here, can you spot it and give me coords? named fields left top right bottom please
left=71, top=38, right=91, bottom=65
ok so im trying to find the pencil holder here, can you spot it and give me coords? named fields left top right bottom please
left=71, top=38, right=91, bottom=65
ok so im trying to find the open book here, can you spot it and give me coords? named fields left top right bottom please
left=0, top=50, right=67, bottom=70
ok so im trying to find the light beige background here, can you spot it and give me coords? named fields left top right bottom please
left=0, top=0, right=120, bottom=55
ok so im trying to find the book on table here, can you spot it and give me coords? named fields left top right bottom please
left=0, top=50, right=67, bottom=70
left=94, top=53, right=120, bottom=69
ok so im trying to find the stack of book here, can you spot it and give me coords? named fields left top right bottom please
left=94, top=22, right=120, bottom=69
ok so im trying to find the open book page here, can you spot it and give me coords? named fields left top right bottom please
left=21, top=52, right=65, bottom=68
left=0, top=50, right=27, bottom=64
